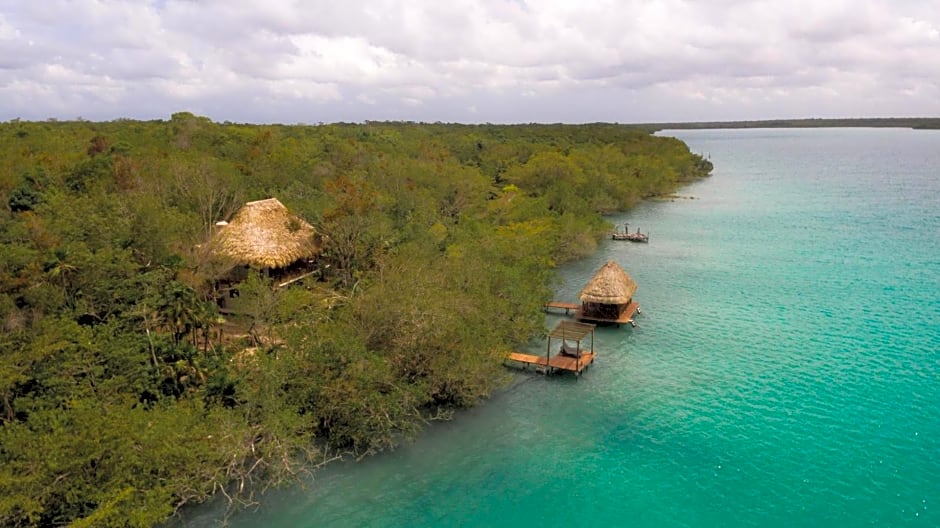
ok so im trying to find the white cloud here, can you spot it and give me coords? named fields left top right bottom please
left=0, top=13, right=18, bottom=39
left=0, top=0, right=938, bottom=122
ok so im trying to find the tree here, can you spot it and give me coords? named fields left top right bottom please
left=170, top=158, right=242, bottom=239
left=7, top=167, right=50, bottom=213
left=0, top=118, right=712, bottom=525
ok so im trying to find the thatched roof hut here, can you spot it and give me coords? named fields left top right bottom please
left=211, top=198, right=321, bottom=269
left=579, top=260, right=637, bottom=306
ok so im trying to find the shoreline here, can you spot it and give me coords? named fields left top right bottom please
left=639, top=116, right=940, bottom=131
left=179, top=166, right=712, bottom=526
left=0, top=119, right=711, bottom=526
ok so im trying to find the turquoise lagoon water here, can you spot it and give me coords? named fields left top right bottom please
left=187, top=128, right=940, bottom=527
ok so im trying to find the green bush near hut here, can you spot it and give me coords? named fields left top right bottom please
left=0, top=117, right=710, bottom=526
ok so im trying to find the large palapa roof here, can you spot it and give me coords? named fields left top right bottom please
left=212, top=198, right=320, bottom=269
left=578, top=259, right=637, bottom=305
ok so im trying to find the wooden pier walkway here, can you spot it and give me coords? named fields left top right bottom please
left=505, top=320, right=597, bottom=376
left=544, top=301, right=580, bottom=314
left=506, top=351, right=596, bottom=375
left=544, top=300, right=641, bottom=327
left=576, top=300, right=641, bottom=327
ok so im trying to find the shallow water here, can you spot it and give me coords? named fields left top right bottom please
left=185, top=127, right=940, bottom=527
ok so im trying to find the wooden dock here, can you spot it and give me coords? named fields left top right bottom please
left=612, top=223, right=649, bottom=243
left=576, top=300, right=641, bottom=327
left=546, top=300, right=641, bottom=327
left=611, top=231, right=649, bottom=243
left=505, top=320, right=597, bottom=376
left=544, top=301, right=580, bottom=314
left=506, top=351, right=596, bottom=375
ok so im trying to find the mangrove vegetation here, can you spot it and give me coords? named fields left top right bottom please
left=0, top=115, right=711, bottom=526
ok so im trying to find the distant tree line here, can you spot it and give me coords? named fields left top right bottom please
left=639, top=116, right=940, bottom=131
left=0, top=114, right=711, bottom=526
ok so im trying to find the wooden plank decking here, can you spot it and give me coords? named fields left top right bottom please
left=506, top=351, right=596, bottom=375
left=544, top=301, right=580, bottom=314
left=576, top=300, right=641, bottom=327
left=547, top=300, right=641, bottom=327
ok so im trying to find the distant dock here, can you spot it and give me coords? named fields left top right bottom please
left=611, top=223, right=649, bottom=243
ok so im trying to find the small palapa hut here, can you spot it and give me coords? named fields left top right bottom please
left=211, top=198, right=322, bottom=275
left=577, top=259, right=639, bottom=323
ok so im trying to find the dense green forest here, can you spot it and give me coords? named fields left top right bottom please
left=0, top=114, right=711, bottom=527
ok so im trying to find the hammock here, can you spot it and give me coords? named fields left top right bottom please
left=559, top=340, right=581, bottom=357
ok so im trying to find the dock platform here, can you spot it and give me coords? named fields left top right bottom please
left=546, top=300, right=641, bottom=327
left=505, top=320, right=597, bottom=376
left=576, top=300, right=641, bottom=327
left=506, top=351, right=596, bottom=375
left=544, top=301, right=580, bottom=314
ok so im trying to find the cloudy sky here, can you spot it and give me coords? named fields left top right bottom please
left=1, top=0, right=938, bottom=124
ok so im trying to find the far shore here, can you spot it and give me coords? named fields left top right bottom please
left=637, top=116, right=940, bottom=132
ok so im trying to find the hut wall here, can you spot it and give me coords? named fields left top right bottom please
left=582, top=301, right=627, bottom=319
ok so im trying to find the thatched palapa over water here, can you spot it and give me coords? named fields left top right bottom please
left=578, top=259, right=637, bottom=321
left=211, top=198, right=321, bottom=269
left=579, top=260, right=637, bottom=305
